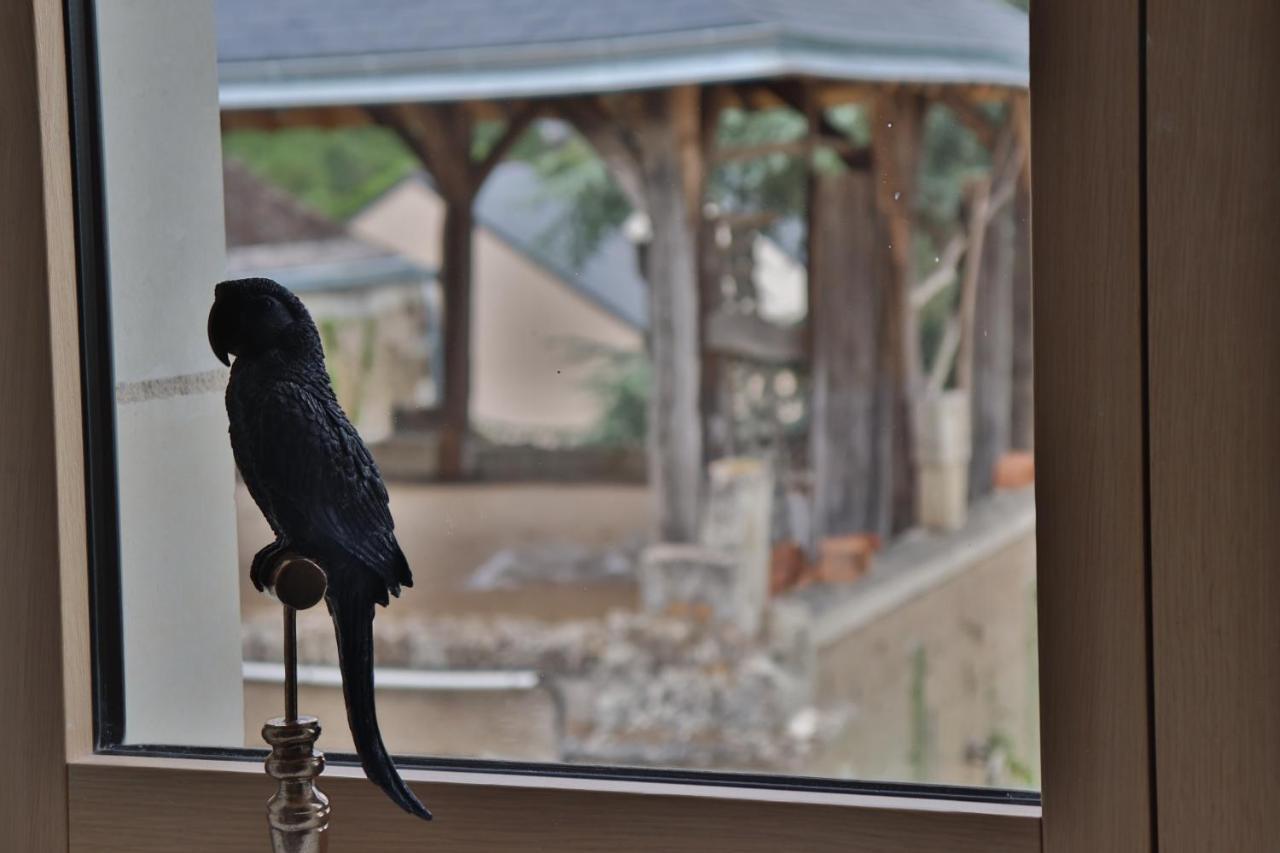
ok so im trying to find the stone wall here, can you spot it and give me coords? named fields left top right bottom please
left=243, top=676, right=559, bottom=761
left=801, top=491, right=1039, bottom=788
left=241, top=488, right=1038, bottom=785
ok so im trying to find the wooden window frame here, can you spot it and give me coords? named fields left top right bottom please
left=0, top=0, right=1198, bottom=849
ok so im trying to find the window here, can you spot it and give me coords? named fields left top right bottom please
left=87, top=0, right=1044, bottom=794
left=5, top=0, right=1198, bottom=845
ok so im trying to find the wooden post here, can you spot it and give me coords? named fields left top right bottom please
left=559, top=89, right=709, bottom=542
left=1009, top=180, right=1034, bottom=451
left=968, top=199, right=1016, bottom=499
left=698, top=215, right=726, bottom=461
left=698, top=89, right=726, bottom=463
left=370, top=103, right=533, bottom=479
left=809, top=169, right=893, bottom=541
left=638, top=87, right=705, bottom=543
left=437, top=199, right=474, bottom=479
left=871, top=90, right=926, bottom=532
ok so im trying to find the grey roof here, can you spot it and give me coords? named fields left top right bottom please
left=226, top=238, right=434, bottom=294
left=223, top=159, right=346, bottom=248
left=222, top=157, right=434, bottom=293
left=474, top=161, right=648, bottom=329
left=216, top=0, right=1028, bottom=109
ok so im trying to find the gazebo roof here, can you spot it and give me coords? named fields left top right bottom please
left=216, top=0, right=1028, bottom=110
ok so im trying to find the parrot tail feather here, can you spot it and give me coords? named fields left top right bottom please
left=330, top=582, right=433, bottom=821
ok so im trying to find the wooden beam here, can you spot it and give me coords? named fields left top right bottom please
left=554, top=96, right=647, bottom=215
left=68, top=760, right=1042, bottom=853
left=553, top=89, right=710, bottom=537
left=711, top=137, right=865, bottom=166
left=368, top=102, right=536, bottom=478
left=473, top=104, right=538, bottom=187
left=704, top=309, right=804, bottom=364
left=1011, top=93, right=1032, bottom=190
left=986, top=127, right=1024, bottom=219
left=369, top=103, right=473, bottom=202
left=809, top=169, right=893, bottom=540
left=870, top=89, right=927, bottom=532
left=436, top=198, right=474, bottom=480
left=633, top=87, right=705, bottom=543
left=811, top=81, right=881, bottom=110
left=759, top=80, right=872, bottom=170
left=1009, top=183, right=1033, bottom=451
left=367, top=103, right=482, bottom=478
left=1, top=1, right=74, bottom=849
left=698, top=86, right=728, bottom=462
left=1148, top=0, right=1280, bottom=848
left=715, top=209, right=781, bottom=230
left=220, top=109, right=287, bottom=132
left=1035, top=0, right=1153, bottom=847
left=967, top=197, right=1016, bottom=500
left=939, top=92, right=999, bottom=149
left=221, top=105, right=374, bottom=132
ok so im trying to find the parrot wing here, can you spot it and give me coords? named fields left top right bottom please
left=240, top=378, right=412, bottom=599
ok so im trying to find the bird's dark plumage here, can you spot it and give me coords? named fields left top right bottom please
left=209, top=277, right=430, bottom=821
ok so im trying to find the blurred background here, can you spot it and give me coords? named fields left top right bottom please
left=216, top=0, right=1037, bottom=788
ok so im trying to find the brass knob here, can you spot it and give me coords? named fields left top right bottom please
left=266, top=554, right=328, bottom=610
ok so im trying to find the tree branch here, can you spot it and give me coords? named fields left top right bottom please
left=912, top=233, right=968, bottom=309
left=926, top=316, right=962, bottom=395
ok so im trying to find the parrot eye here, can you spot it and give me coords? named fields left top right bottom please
left=251, top=294, right=292, bottom=326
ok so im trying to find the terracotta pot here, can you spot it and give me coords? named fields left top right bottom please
left=814, top=533, right=882, bottom=584
left=995, top=451, right=1036, bottom=489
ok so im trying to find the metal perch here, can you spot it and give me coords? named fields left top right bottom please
left=261, top=554, right=331, bottom=853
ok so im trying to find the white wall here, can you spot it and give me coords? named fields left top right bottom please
left=97, top=0, right=244, bottom=746
left=351, top=182, right=644, bottom=438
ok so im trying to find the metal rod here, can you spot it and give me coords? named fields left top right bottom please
left=284, top=605, right=298, bottom=723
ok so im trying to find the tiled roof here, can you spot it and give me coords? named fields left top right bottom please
left=223, top=159, right=431, bottom=293
left=216, top=0, right=1028, bottom=108
left=223, top=159, right=345, bottom=247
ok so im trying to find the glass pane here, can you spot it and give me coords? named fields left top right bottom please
left=91, top=0, right=1035, bottom=792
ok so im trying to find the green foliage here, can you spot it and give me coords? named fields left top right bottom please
left=915, top=104, right=994, bottom=231
left=472, top=118, right=546, bottom=163
left=825, top=103, right=873, bottom=148
left=575, top=343, right=650, bottom=447
left=908, top=645, right=933, bottom=781
left=981, top=729, right=1036, bottom=787
left=518, top=108, right=820, bottom=267
left=712, top=108, right=809, bottom=222
left=222, top=126, right=418, bottom=221
left=523, top=131, right=632, bottom=270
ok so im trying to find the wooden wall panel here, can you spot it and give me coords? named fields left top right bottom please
left=0, top=0, right=76, bottom=850
left=70, top=761, right=1040, bottom=853
left=1030, top=2, right=1153, bottom=851
left=1148, top=1, right=1280, bottom=850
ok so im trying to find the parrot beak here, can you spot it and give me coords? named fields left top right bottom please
left=208, top=297, right=232, bottom=366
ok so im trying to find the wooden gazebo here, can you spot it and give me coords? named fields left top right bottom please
left=216, top=0, right=1030, bottom=545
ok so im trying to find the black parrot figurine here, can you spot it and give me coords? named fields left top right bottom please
left=208, top=277, right=431, bottom=821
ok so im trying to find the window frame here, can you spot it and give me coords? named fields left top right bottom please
left=0, top=0, right=1163, bottom=849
